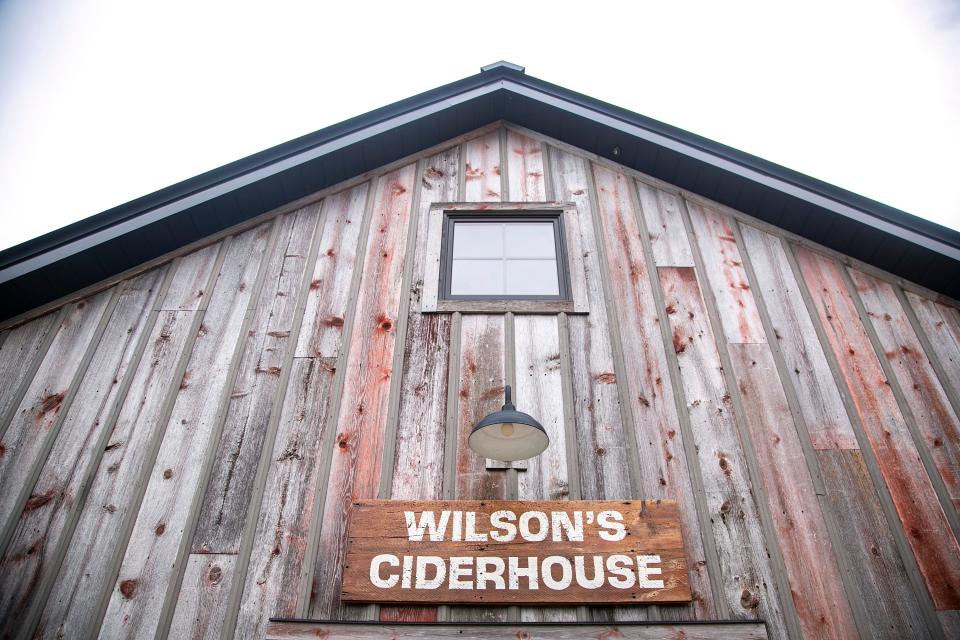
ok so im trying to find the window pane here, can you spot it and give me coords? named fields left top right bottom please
left=505, top=259, right=559, bottom=295
left=453, top=223, right=503, bottom=258
left=450, top=259, right=505, bottom=295
left=505, top=222, right=556, bottom=258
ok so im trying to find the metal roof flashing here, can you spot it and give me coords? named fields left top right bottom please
left=0, top=66, right=957, bottom=322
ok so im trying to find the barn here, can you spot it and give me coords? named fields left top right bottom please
left=0, top=62, right=958, bottom=639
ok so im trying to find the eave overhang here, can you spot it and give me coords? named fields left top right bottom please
left=1, top=62, right=958, bottom=320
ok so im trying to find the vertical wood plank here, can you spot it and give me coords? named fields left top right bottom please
left=296, top=185, right=369, bottom=358
left=389, top=150, right=458, bottom=502
left=308, top=164, right=417, bottom=620
left=739, top=225, right=858, bottom=450
left=450, top=313, right=506, bottom=623
left=0, top=269, right=165, bottom=636
left=506, top=130, right=546, bottom=201
left=35, top=308, right=197, bottom=639
left=192, top=208, right=318, bottom=554
left=795, top=245, right=960, bottom=610
left=158, top=243, right=221, bottom=311
left=0, top=289, right=115, bottom=533
left=685, top=201, right=765, bottom=344
left=168, top=554, right=235, bottom=640
left=818, top=449, right=935, bottom=638
left=658, top=266, right=789, bottom=638
left=906, top=293, right=960, bottom=398
left=729, top=343, right=859, bottom=639
left=592, top=165, right=713, bottom=620
left=851, top=268, right=960, bottom=513
left=636, top=182, right=693, bottom=267
left=99, top=225, right=271, bottom=638
left=463, top=130, right=502, bottom=202
left=0, top=311, right=60, bottom=429
left=550, top=150, right=631, bottom=503
left=234, top=356, right=337, bottom=639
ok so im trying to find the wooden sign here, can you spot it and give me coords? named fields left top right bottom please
left=341, top=500, right=690, bottom=605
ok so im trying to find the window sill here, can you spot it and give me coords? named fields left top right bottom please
left=429, top=299, right=583, bottom=314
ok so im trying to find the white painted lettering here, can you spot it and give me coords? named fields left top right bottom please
left=370, top=554, right=399, bottom=588
left=636, top=554, right=665, bottom=588
left=476, top=557, right=506, bottom=590
left=415, top=556, right=446, bottom=589
left=403, top=511, right=450, bottom=541
left=519, top=511, right=548, bottom=542
left=508, top=556, right=539, bottom=590
left=541, top=556, right=573, bottom=590
left=551, top=511, right=584, bottom=541
left=574, top=555, right=605, bottom=589
left=465, top=512, right=488, bottom=541
left=489, top=510, right=517, bottom=541
left=597, top=510, right=626, bottom=541
left=606, top=554, right=636, bottom=589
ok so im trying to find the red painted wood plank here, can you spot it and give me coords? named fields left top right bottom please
left=730, top=343, right=858, bottom=639
left=592, top=165, right=713, bottom=620
left=463, top=130, right=502, bottom=202
left=851, top=268, right=960, bottom=513
left=308, top=163, right=417, bottom=620
left=795, top=246, right=960, bottom=609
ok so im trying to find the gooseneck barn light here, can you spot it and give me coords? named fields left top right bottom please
left=469, top=385, right=549, bottom=461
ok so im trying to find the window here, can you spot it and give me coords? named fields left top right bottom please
left=441, top=214, right=570, bottom=300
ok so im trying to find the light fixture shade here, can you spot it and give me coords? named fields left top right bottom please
left=468, top=385, right=549, bottom=461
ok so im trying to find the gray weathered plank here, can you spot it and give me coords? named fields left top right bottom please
left=266, top=620, right=769, bottom=640
left=0, top=289, right=114, bottom=534
left=738, top=225, right=858, bottom=450
left=0, top=311, right=59, bottom=430
left=592, top=164, right=713, bottom=620
left=658, top=266, right=788, bottom=638
left=158, top=243, right=221, bottom=311
left=99, top=225, right=271, bottom=638
left=235, top=356, right=337, bottom=639
left=506, top=129, right=547, bottom=201
left=296, top=185, right=369, bottom=358
left=907, top=292, right=960, bottom=399
left=685, top=201, right=765, bottom=344
left=192, top=207, right=318, bottom=554
left=0, top=269, right=165, bottom=637
left=851, top=267, right=960, bottom=513
left=817, top=449, right=934, bottom=638
left=463, top=130, right=502, bottom=202
left=168, top=554, right=236, bottom=640
left=308, top=164, right=417, bottom=621
left=636, top=181, right=693, bottom=267
left=34, top=308, right=197, bottom=639
left=729, top=343, right=858, bottom=639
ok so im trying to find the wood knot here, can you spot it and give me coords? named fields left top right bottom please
left=119, top=579, right=138, bottom=599
left=163, top=468, right=173, bottom=479
left=155, top=523, right=166, bottom=536
left=719, top=500, right=731, bottom=514
left=740, top=589, right=759, bottom=609
left=208, top=565, right=223, bottom=584
left=39, top=392, right=66, bottom=415
left=596, top=447, right=606, bottom=456
left=718, top=456, right=731, bottom=474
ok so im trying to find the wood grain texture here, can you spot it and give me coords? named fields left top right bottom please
left=266, top=621, right=769, bottom=640
left=851, top=268, right=960, bottom=513
left=167, top=554, right=236, bottom=640
left=296, top=184, right=369, bottom=358
left=341, top=500, right=690, bottom=605
left=549, top=150, right=631, bottom=504
left=658, top=266, right=788, bottom=638
left=451, top=313, right=507, bottom=623
left=0, top=311, right=59, bottom=429
left=685, top=201, right=765, bottom=344
left=192, top=207, right=318, bottom=554
left=636, top=182, right=693, bottom=267
left=391, top=149, right=459, bottom=502
left=506, top=130, right=547, bottom=201
left=99, top=225, right=271, bottom=638
left=592, top=165, right=712, bottom=619
left=234, top=356, right=337, bottom=639
left=817, top=449, right=935, bottom=638
left=739, top=225, right=858, bottom=450
left=463, top=130, right=502, bottom=202
left=0, top=269, right=165, bottom=637
left=0, top=289, right=114, bottom=534
left=308, top=164, right=417, bottom=620
left=795, top=245, right=960, bottom=610
left=35, top=308, right=197, bottom=639
left=158, top=243, right=221, bottom=311
left=907, top=292, right=960, bottom=399
left=729, top=343, right=858, bottom=639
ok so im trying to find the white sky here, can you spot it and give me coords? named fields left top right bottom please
left=1, top=0, right=958, bottom=252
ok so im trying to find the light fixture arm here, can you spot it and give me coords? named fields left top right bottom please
left=502, top=385, right=515, bottom=411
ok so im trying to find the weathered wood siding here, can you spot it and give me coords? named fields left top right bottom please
left=0, top=123, right=957, bottom=639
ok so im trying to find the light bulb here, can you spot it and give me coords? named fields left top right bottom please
left=500, top=423, right=515, bottom=437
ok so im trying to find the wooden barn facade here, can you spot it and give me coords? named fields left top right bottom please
left=1, top=63, right=959, bottom=639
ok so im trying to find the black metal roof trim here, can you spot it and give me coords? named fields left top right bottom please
left=1, top=63, right=958, bottom=320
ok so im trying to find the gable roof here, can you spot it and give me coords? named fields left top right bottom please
left=2, top=62, right=958, bottom=321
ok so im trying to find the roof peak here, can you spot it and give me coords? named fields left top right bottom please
left=480, top=61, right=525, bottom=74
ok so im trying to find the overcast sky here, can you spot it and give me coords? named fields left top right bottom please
left=1, top=0, right=958, bottom=251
